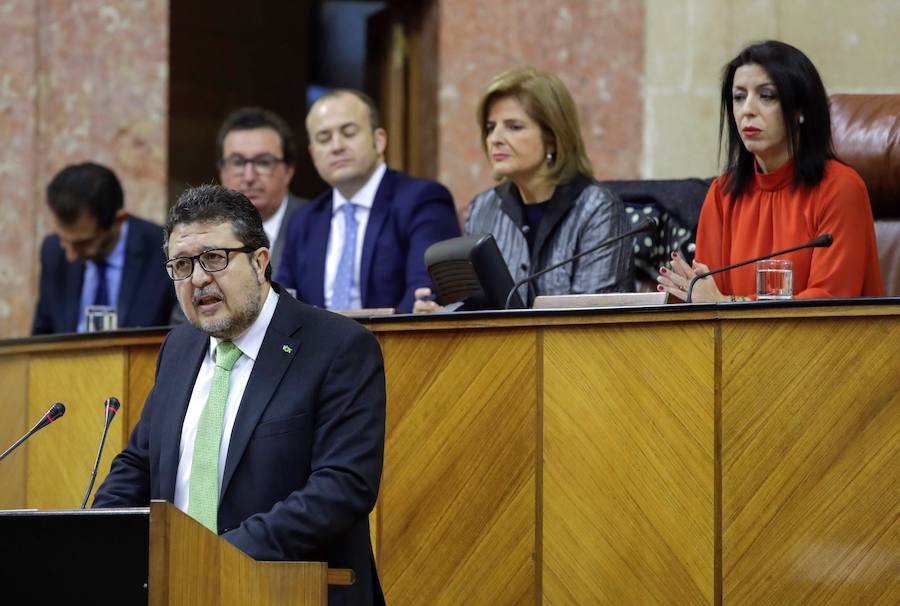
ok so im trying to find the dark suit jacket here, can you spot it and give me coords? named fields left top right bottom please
left=32, top=216, right=176, bottom=335
left=269, top=193, right=306, bottom=275
left=276, top=168, right=460, bottom=312
left=93, top=289, right=386, bottom=606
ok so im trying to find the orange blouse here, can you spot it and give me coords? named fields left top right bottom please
left=696, top=159, right=883, bottom=299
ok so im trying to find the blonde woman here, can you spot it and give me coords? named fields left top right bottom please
left=415, top=67, right=633, bottom=311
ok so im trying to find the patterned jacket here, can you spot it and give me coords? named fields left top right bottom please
left=465, top=173, right=635, bottom=304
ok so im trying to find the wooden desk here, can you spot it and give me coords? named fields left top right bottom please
left=1, top=302, right=898, bottom=604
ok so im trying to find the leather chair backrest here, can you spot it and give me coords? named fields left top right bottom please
left=830, top=94, right=900, bottom=294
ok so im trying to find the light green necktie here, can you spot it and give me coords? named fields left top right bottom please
left=188, top=340, right=242, bottom=532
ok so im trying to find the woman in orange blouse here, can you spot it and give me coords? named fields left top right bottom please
left=658, top=40, right=883, bottom=301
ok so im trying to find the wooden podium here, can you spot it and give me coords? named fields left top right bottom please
left=0, top=501, right=350, bottom=605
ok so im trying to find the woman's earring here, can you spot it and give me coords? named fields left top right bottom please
left=798, top=114, right=805, bottom=124
left=546, top=151, right=555, bottom=165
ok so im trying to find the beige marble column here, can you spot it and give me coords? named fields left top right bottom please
left=435, top=0, right=645, bottom=214
left=1, top=0, right=40, bottom=339
left=0, top=0, right=168, bottom=339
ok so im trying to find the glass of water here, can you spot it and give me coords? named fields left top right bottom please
left=756, top=259, right=793, bottom=300
left=85, top=305, right=118, bottom=332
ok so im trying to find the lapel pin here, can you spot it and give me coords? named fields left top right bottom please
left=282, top=345, right=293, bottom=354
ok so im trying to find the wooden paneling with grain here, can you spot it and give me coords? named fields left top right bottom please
left=0, top=355, right=28, bottom=508
left=27, top=350, right=126, bottom=508
left=722, top=316, right=900, bottom=604
left=127, top=345, right=162, bottom=436
left=378, top=329, right=537, bottom=605
left=149, top=501, right=331, bottom=605
left=3, top=305, right=898, bottom=603
left=543, top=322, right=717, bottom=604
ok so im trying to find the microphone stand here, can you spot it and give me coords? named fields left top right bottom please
left=504, top=218, right=657, bottom=310
left=80, top=397, right=121, bottom=508
left=0, top=403, right=66, bottom=463
left=686, top=234, right=833, bottom=303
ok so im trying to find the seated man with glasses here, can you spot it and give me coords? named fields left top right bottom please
left=217, top=106, right=307, bottom=274
left=32, top=162, right=176, bottom=334
left=94, top=184, right=386, bottom=606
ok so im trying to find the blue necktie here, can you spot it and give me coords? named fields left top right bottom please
left=332, top=202, right=358, bottom=310
left=93, top=260, right=109, bottom=306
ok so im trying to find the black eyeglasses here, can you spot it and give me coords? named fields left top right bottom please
left=219, top=154, right=285, bottom=175
left=165, top=247, right=256, bottom=281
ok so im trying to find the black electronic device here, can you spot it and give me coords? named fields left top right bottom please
left=425, top=234, right=525, bottom=311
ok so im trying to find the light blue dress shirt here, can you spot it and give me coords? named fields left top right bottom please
left=77, top=219, right=129, bottom=332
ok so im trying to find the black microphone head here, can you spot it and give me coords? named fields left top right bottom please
left=640, top=217, right=659, bottom=232
left=811, top=233, right=833, bottom=247
left=104, top=397, right=121, bottom=426
left=48, top=402, right=66, bottom=421
left=28, top=402, right=66, bottom=433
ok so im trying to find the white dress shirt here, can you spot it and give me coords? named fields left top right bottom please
left=262, top=195, right=289, bottom=252
left=173, top=287, right=279, bottom=513
left=324, top=162, right=387, bottom=310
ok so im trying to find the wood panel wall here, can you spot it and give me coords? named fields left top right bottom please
left=379, top=329, right=537, bottom=604
left=721, top=315, right=900, bottom=604
left=542, top=322, right=716, bottom=604
left=0, top=355, right=27, bottom=508
left=0, top=333, right=163, bottom=509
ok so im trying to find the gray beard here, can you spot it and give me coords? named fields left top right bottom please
left=183, top=279, right=262, bottom=340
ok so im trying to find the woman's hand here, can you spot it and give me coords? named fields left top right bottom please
left=413, top=287, right=442, bottom=313
left=657, top=252, right=726, bottom=302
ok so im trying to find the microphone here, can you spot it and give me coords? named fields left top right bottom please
left=80, top=397, right=121, bottom=508
left=686, top=233, right=833, bottom=303
left=504, top=217, right=658, bottom=309
left=0, top=403, right=66, bottom=463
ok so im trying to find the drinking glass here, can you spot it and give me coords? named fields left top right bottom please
left=756, top=259, right=793, bottom=300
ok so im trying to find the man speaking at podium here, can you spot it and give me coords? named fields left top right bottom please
left=93, top=185, right=386, bottom=605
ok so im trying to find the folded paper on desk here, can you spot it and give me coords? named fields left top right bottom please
left=336, top=307, right=396, bottom=318
left=532, top=292, right=669, bottom=309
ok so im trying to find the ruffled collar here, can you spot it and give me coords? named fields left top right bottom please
left=754, top=158, right=795, bottom=191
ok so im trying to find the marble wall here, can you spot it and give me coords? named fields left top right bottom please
left=0, top=0, right=39, bottom=339
left=0, top=0, right=168, bottom=339
left=435, top=0, right=645, bottom=214
left=2, top=0, right=898, bottom=339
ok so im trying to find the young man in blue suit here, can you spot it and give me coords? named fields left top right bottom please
left=93, top=185, right=386, bottom=606
left=276, top=89, right=460, bottom=312
left=32, top=162, right=176, bottom=334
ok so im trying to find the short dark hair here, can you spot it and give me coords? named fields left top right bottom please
left=309, top=89, right=382, bottom=131
left=719, top=40, right=834, bottom=198
left=216, top=106, right=297, bottom=166
left=165, top=184, right=272, bottom=281
left=46, top=162, right=124, bottom=229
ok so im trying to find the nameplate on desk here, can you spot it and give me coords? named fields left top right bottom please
left=532, top=292, right=668, bottom=309
left=336, top=308, right=396, bottom=318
